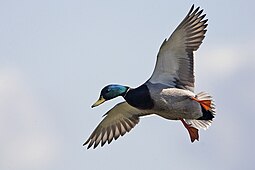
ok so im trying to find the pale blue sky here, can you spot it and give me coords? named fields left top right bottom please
left=0, top=0, right=255, bottom=170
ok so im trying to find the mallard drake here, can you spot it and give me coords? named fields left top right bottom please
left=84, top=4, right=215, bottom=149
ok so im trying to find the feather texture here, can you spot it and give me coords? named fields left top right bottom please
left=83, top=102, right=142, bottom=149
left=149, top=5, right=208, bottom=91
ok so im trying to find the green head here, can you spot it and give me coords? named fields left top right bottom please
left=92, top=84, right=129, bottom=108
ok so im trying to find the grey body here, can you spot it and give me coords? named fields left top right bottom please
left=145, top=82, right=202, bottom=120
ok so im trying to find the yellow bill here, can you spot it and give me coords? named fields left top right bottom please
left=91, top=96, right=106, bottom=108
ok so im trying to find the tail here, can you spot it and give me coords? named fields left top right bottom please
left=185, top=92, right=216, bottom=130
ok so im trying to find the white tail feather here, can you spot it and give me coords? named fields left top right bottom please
left=185, top=92, right=216, bottom=130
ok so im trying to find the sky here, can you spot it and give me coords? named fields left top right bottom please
left=0, top=0, right=255, bottom=170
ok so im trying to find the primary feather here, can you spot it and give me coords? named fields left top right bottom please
left=149, top=5, right=208, bottom=91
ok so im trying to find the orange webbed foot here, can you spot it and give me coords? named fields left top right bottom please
left=192, top=97, right=211, bottom=111
left=180, top=118, right=199, bottom=142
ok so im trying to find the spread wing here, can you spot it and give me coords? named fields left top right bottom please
left=148, top=5, right=208, bottom=91
left=83, top=102, right=141, bottom=149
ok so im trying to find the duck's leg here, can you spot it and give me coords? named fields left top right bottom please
left=179, top=118, right=199, bottom=142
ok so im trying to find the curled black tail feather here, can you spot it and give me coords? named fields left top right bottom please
left=198, top=106, right=214, bottom=120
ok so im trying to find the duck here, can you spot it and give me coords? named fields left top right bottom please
left=84, top=4, right=216, bottom=149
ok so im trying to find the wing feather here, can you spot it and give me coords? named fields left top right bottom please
left=83, top=102, right=141, bottom=149
left=148, top=5, right=208, bottom=91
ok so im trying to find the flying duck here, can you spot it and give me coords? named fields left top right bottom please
left=84, top=4, right=215, bottom=149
